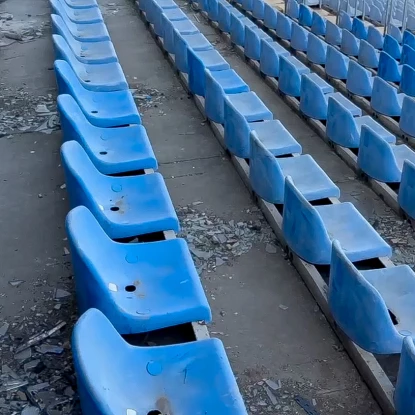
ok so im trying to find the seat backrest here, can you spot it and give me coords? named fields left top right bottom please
left=326, top=44, right=349, bottom=79
left=346, top=60, right=373, bottom=96
left=298, top=4, right=313, bottom=27
left=339, top=10, right=353, bottom=31
left=54, top=59, right=84, bottom=96
left=378, top=50, right=402, bottom=82
left=400, top=64, right=415, bottom=97
left=300, top=73, right=327, bottom=117
left=367, top=25, right=384, bottom=49
left=403, top=30, right=415, bottom=49
left=341, top=29, right=360, bottom=56
left=383, top=34, right=402, bottom=59
left=275, top=11, right=292, bottom=40
left=53, top=34, right=80, bottom=70
left=307, top=32, right=327, bottom=64
left=398, top=158, right=415, bottom=218
left=291, top=21, right=309, bottom=51
left=326, top=20, right=342, bottom=46
left=286, top=0, right=299, bottom=19
left=358, top=39, right=379, bottom=68
left=402, top=44, right=415, bottom=69
left=328, top=240, right=399, bottom=354
left=351, top=17, right=368, bottom=40
left=252, top=0, right=265, bottom=19
left=399, top=96, right=415, bottom=138
left=311, top=11, right=326, bottom=36
left=371, top=76, right=402, bottom=116
left=282, top=176, right=331, bottom=264
left=389, top=24, right=403, bottom=43
left=395, top=337, right=415, bottom=415
left=263, top=2, right=278, bottom=29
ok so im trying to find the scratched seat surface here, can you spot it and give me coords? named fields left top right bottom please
left=54, top=60, right=139, bottom=127
left=50, top=0, right=103, bottom=24
left=61, top=141, right=179, bottom=239
left=58, top=95, right=156, bottom=175
left=72, top=308, right=248, bottom=415
left=51, top=14, right=110, bottom=43
left=53, top=35, right=128, bottom=92
left=329, top=240, right=415, bottom=354
left=66, top=206, right=211, bottom=334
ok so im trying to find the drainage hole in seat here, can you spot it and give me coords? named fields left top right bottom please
left=388, top=309, right=399, bottom=325
left=91, top=110, right=98, bottom=114
left=110, top=206, right=120, bottom=211
left=85, top=79, right=91, bottom=83
left=99, top=151, right=108, bottom=155
left=125, top=285, right=136, bottom=292
left=147, top=411, right=162, bottom=415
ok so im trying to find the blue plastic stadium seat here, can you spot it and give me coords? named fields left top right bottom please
left=264, top=3, right=278, bottom=29
left=188, top=49, right=230, bottom=96
left=338, top=10, right=353, bottom=31
left=402, top=44, right=415, bottom=69
left=54, top=60, right=139, bottom=127
left=400, top=64, right=415, bottom=97
left=326, top=96, right=395, bottom=148
left=205, top=69, right=250, bottom=124
left=53, top=36, right=128, bottom=92
left=146, top=0, right=177, bottom=25
left=403, top=30, right=415, bottom=49
left=307, top=33, right=327, bottom=64
left=351, top=17, right=368, bottom=40
left=400, top=96, right=415, bottom=137
left=162, top=18, right=199, bottom=54
left=208, top=0, right=232, bottom=22
left=250, top=134, right=339, bottom=204
left=358, top=125, right=415, bottom=182
left=378, top=51, right=403, bottom=82
left=298, top=4, right=313, bottom=27
left=395, top=337, right=415, bottom=415
left=224, top=91, right=273, bottom=158
left=174, top=32, right=213, bottom=73
left=279, top=55, right=310, bottom=97
left=154, top=7, right=187, bottom=36
left=67, top=207, right=211, bottom=334
left=245, top=26, right=272, bottom=60
left=329, top=240, right=414, bottom=355
left=252, top=0, right=265, bottom=20
left=325, top=20, right=342, bottom=46
left=346, top=60, right=374, bottom=97
left=230, top=15, right=256, bottom=46
left=291, top=22, right=309, bottom=52
left=63, top=0, right=98, bottom=9
left=399, top=160, right=415, bottom=220
left=242, top=0, right=253, bottom=12
left=367, top=26, right=384, bottom=49
left=275, top=11, right=292, bottom=40
left=51, top=14, right=110, bottom=43
left=371, top=76, right=405, bottom=116
left=57, top=95, right=157, bottom=175
left=341, top=29, right=360, bottom=56
left=219, top=4, right=243, bottom=33
left=326, top=45, right=349, bottom=79
left=50, top=0, right=103, bottom=23
left=73, top=309, right=248, bottom=415
left=61, top=141, right=179, bottom=239
left=389, top=24, right=402, bottom=43
left=358, top=39, right=380, bottom=68
left=283, top=176, right=391, bottom=265
left=311, top=11, right=326, bottom=36
left=383, top=34, right=402, bottom=60
left=300, top=73, right=361, bottom=120
left=286, top=0, right=299, bottom=19
left=260, top=39, right=290, bottom=77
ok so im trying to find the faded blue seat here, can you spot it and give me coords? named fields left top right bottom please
left=358, top=124, right=415, bottom=182
left=358, top=39, right=380, bottom=68
left=395, top=337, right=415, bottom=415
left=63, top=0, right=98, bottom=9
left=51, top=14, right=110, bottom=43
left=307, top=33, right=327, bottom=64
left=338, top=10, right=352, bottom=31
left=260, top=39, right=290, bottom=77
left=57, top=95, right=157, bottom=174
left=371, top=76, right=404, bottom=116
left=52, top=30, right=117, bottom=64
left=298, top=4, right=313, bottom=27
left=245, top=26, right=272, bottom=60
left=286, top=0, right=299, bottom=19
left=154, top=7, right=187, bottom=37
left=341, top=29, right=360, bottom=56
left=61, top=141, right=179, bottom=239
left=346, top=60, right=374, bottom=97
left=383, top=34, right=402, bottom=60
left=53, top=36, right=128, bottom=92
left=174, top=32, right=213, bottom=73
left=400, top=96, right=415, bottom=138
left=378, top=51, right=402, bottom=82
left=224, top=91, right=273, bottom=158
left=300, top=72, right=361, bottom=120
left=208, top=0, right=232, bottom=22
left=230, top=15, right=256, bottom=46
left=326, top=96, right=395, bottom=148
left=351, top=17, right=368, bottom=40
left=188, top=49, right=230, bottom=96
left=399, top=159, right=415, bottom=220
left=400, top=64, right=415, bottom=97
left=242, top=0, right=253, bottom=12
left=311, top=11, right=326, bottom=36
left=54, top=60, right=140, bottom=128
left=403, top=30, right=415, bottom=49
left=367, top=25, right=384, bottom=49
left=146, top=0, right=177, bottom=25
left=252, top=0, right=265, bottom=20
left=389, top=24, right=402, bottom=43
left=218, top=4, right=243, bottom=33
left=250, top=133, right=339, bottom=204
left=326, top=45, right=349, bottom=79
left=275, top=11, right=292, bottom=40
left=162, top=18, right=199, bottom=54
left=66, top=207, right=211, bottom=334
left=205, top=69, right=250, bottom=124
left=402, top=44, right=415, bottom=69
left=264, top=3, right=278, bottom=29
left=73, top=309, right=247, bottom=415
left=50, top=0, right=103, bottom=23
left=291, top=21, right=309, bottom=52
left=282, top=176, right=392, bottom=265
left=328, top=240, right=414, bottom=355
left=279, top=55, right=310, bottom=97
left=325, top=20, right=342, bottom=46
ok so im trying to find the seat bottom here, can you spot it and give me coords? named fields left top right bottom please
left=355, top=116, right=396, bottom=144
left=327, top=93, right=362, bottom=117
left=393, top=144, right=415, bottom=172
